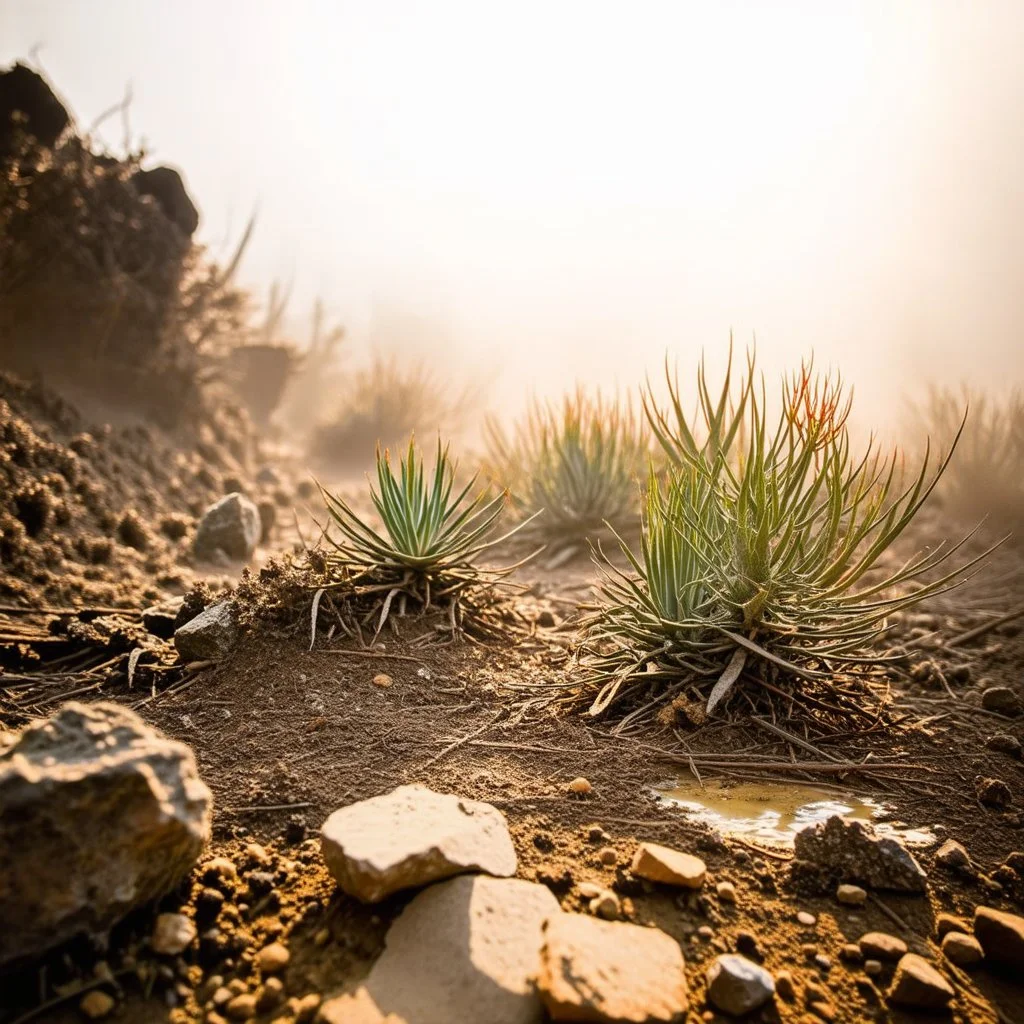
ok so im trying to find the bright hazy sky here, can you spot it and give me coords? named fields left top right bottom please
left=2, top=1, right=1023, bottom=420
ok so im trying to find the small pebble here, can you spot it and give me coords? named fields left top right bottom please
left=568, top=777, right=593, bottom=795
left=256, top=942, right=290, bottom=973
left=814, top=953, right=832, bottom=972
left=79, top=991, right=116, bottom=1020
left=598, top=846, right=617, bottom=866
left=225, top=993, right=258, bottom=1020
left=203, top=857, right=239, bottom=883
left=313, top=927, right=331, bottom=947
left=244, top=843, right=272, bottom=867
left=151, top=913, right=196, bottom=956
left=372, top=673, right=393, bottom=688
left=586, top=824, right=609, bottom=842
left=697, top=925, right=714, bottom=941
left=840, top=943, right=864, bottom=964
left=797, top=910, right=817, bottom=926
left=836, top=884, right=866, bottom=906
left=864, top=959, right=883, bottom=977
left=716, top=881, right=737, bottom=902
left=589, top=890, right=621, bottom=920
left=775, top=970, right=796, bottom=1000
left=257, top=977, right=285, bottom=1010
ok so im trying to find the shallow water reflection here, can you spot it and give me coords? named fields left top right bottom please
left=656, top=779, right=935, bottom=848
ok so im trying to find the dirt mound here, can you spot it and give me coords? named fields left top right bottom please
left=0, top=370, right=262, bottom=608
left=0, top=62, right=249, bottom=428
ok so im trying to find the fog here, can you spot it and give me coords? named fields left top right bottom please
left=3, top=0, right=1023, bottom=424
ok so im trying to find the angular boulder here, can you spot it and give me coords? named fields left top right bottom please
left=705, top=954, right=775, bottom=1017
left=192, top=492, right=261, bottom=562
left=174, top=601, right=238, bottom=661
left=792, top=815, right=927, bottom=892
left=941, top=932, right=983, bottom=968
left=630, top=842, right=706, bottom=889
left=0, top=702, right=211, bottom=966
left=887, top=953, right=954, bottom=1011
left=320, top=876, right=558, bottom=1024
left=974, top=906, right=1024, bottom=970
left=538, top=913, right=689, bottom=1022
left=321, top=785, right=517, bottom=902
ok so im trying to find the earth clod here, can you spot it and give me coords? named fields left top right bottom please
left=792, top=815, right=927, bottom=892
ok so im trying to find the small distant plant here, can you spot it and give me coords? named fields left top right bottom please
left=309, top=355, right=472, bottom=473
left=485, top=388, right=648, bottom=554
left=911, top=384, right=1024, bottom=537
left=315, top=437, right=529, bottom=636
left=571, top=351, right=985, bottom=731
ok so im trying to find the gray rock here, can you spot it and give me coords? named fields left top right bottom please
left=974, top=906, right=1024, bottom=970
left=706, top=954, right=775, bottom=1016
left=192, top=492, right=261, bottom=562
left=0, top=703, right=211, bottom=966
left=792, top=815, right=927, bottom=892
left=981, top=686, right=1021, bottom=716
left=321, top=785, right=517, bottom=903
left=887, top=953, right=954, bottom=1010
left=174, top=601, right=238, bottom=661
left=320, top=876, right=558, bottom=1024
left=934, top=839, right=971, bottom=870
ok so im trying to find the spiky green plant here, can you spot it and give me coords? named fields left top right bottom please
left=485, top=388, right=648, bottom=552
left=317, top=436, right=527, bottom=633
left=575, top=353, right=986, bottom=730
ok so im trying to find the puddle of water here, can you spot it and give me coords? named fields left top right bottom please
left=655, top=779, right=935, bottom=848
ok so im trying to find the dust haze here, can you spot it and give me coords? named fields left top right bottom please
left=3, top=0, right=1023, bottom=428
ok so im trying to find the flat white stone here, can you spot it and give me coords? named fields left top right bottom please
left=320, top=784, right=517, bottom=902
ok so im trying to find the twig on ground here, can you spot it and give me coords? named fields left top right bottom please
left=419, top=709, right=506, bottom=770
left=224, top=802, right=314, bottom=813
left=944, top=604, right=1024, bottom=648
left=867, top=892, right=914, bottom=935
